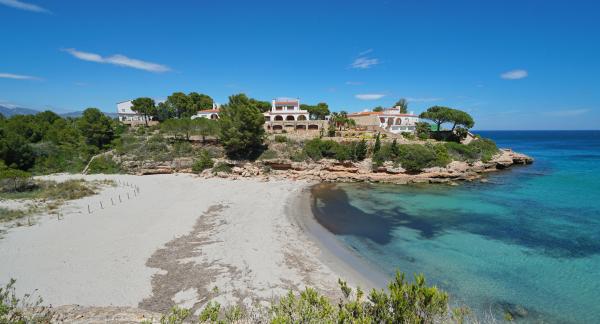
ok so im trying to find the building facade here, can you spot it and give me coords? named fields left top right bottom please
left=116, top=100, right=158, bottom=126
left=191, top=103, right=220, bottom=120
left=263, top=98, right=309, bottom=122
left=348, top=107, right=419, bottom=134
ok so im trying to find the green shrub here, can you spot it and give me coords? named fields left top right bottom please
left=401, top=132, right=416, bottom=140
left=87, top=156, right=121, bottom=174
left=396, top=144, right=450, bottom=173
left=258, top=149, right=278, bottom=160
left=290, top=150, right=309, bottom=162
left=0, top=208, right=27, bottom=223
left=171, top=141, right=193, bottom=157
left=303, top=139, right=367, bottom=162
left=468, top=138, right=499, bottom=162
left=212, top=162, right=232, bottom=174
left=0, top=279, right=52, bottom=323
left=274, top=135, right=288, bottom=143
left=191, top=150, right=214, bottom=173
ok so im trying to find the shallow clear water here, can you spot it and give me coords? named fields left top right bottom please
left=311, top=131, right=600, bottom=323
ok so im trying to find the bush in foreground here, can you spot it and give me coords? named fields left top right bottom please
left=191, top=150, right=214, bottom=173
left=150, top=270, right=468, bottom=324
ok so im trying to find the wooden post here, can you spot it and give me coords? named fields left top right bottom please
left=119, top=195, right=122, bottom=203
left=88, top=204, right=91, bottom=214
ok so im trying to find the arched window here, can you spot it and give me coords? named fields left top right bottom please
left=286, top=115, right=295, bottom=121
left=274, top=115, right=284, bottom=121
left=297, top=115, right=307, bottom=121
left=210, top=114, right=218, bottom=120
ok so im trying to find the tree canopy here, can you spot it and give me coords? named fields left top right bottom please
left=218, top=94, right=266, bottom=159
left=419, top=106, right=474, bottom=132
left=0, top=109, right=118, bottom=173
left=301, top=102, right=330, bottom=120
left=131, top=97, right=156, bottom=126
left=189, top=92, right=214, bottom=111
left=77, top=108, right=115, bottom=149
left=394, top=98, right=409, bottom=113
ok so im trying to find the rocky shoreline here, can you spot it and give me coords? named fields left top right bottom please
left=119, top=148, right=533, bottom=184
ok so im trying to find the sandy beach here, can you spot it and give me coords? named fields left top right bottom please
left=0, top=174, right=380, bottom=316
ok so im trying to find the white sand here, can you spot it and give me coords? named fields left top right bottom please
left=0, top=174, right=374, bottom=313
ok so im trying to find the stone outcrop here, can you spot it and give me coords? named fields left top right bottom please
left=118, top=148, right=533, bottom=185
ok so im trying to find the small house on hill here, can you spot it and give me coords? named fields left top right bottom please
left=348, top=107, right=419, bottom=134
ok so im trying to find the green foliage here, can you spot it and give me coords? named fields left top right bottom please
left=188, top=92, right=214, bottom=111
left=271, top=288, right=337, bottom=323
left=373, top=106, right=384, bottom=112
left=77, top=108, right=115, bottom=149
left=420, top=106, right=475, bottom=132
left=130, top=97, right=156, bottom=126
left=444, top=139, right=498, bottom=163
left=274, top=135, right=288, bottom=143
left=218, top=94, right=266, bottom=159
left=0, top=279, right=52, bottom=323
left=160, top=306, right=191, bottom=324
left=212, top=162, right=232, bottom=174
left=396, top=144, right=451, bottom=173
left=166, top=92, right=194, bottom=118
left=87, top=156, right=121, bottom=174
left=198, top=301, right=221, bottom=323
left=258, top=149, right=278, bottom=160
left=0, top=208, right=27, bottom=223
left=0, top=164, right=31, bottom=192
left=373, top=132, right=381, bottom=154
left=467, top=138, right=499, bottom=162
left=192, top=150, right=214, bottom=173
left=301, top=102, right=330, bottom=120
left=416, top=122, right=431, bottom=140
left=402, top=132, right=416, bottom=140
left=303, top=138, right=367, bottom=162
left=394, top=98, right=409, bottom=113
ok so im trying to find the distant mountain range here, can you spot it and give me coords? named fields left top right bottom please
left=0, top=105, right=40, bottom=117
left=0, top=105, right=117, bottom=119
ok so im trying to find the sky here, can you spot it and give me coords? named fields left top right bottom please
left=0, top=0, right=599, bottom=130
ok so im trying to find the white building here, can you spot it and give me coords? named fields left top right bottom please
left=348, top=107, right=420, bottom=134
left=263, top=98, right=309, bottom=122
left=117, top=100, right=152, bottom=125
left=191, top=103, right=220, bottom=120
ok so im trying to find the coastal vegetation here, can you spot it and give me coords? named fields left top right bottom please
left=0, top=108, right=120, bottom=174
left=0, top=91, right=506, bottom=181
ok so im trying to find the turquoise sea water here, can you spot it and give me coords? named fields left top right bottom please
left=311, top=131, right=600, bottom=323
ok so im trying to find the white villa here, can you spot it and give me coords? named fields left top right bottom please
left=191, top=103, right=220, bottom=120
left=116, top=99, right=161, bottom=126
left=263, top=98, right=309, bottom=122
left=348, top=107, right=420, bottom=134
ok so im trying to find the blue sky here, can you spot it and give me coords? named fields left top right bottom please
left=0, top=0, right=598, bottom=130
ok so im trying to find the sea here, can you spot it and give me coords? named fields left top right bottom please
left=311, top=131, right=600, bottom=323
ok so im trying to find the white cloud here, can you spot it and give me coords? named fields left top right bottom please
left=355, top=94, right=385, bottom=100
left=545, top=109, right=590, bottom=117
left=351, top=57, right=379, bottom=69
left=0, top=0, right=50, bottom=13
left=63, top=48, right=171, bottom=73
left=0, top=72, right=40, bottom=80
left=345, top=81, right=364, bottom=85
left=358, top=49, right=373, bottom=56
left=501, top=69, right=528, bottom=80
left=406, top=97, right=442, bottom=103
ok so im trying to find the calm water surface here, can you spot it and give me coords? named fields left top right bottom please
left=311, top=131, right=600, bottom=323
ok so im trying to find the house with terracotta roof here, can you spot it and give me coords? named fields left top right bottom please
left=263, top=98, right=309, bottom=122
left=348, top=106, right=419, bottom=134
left=191, top=103, right=220, bottom=120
